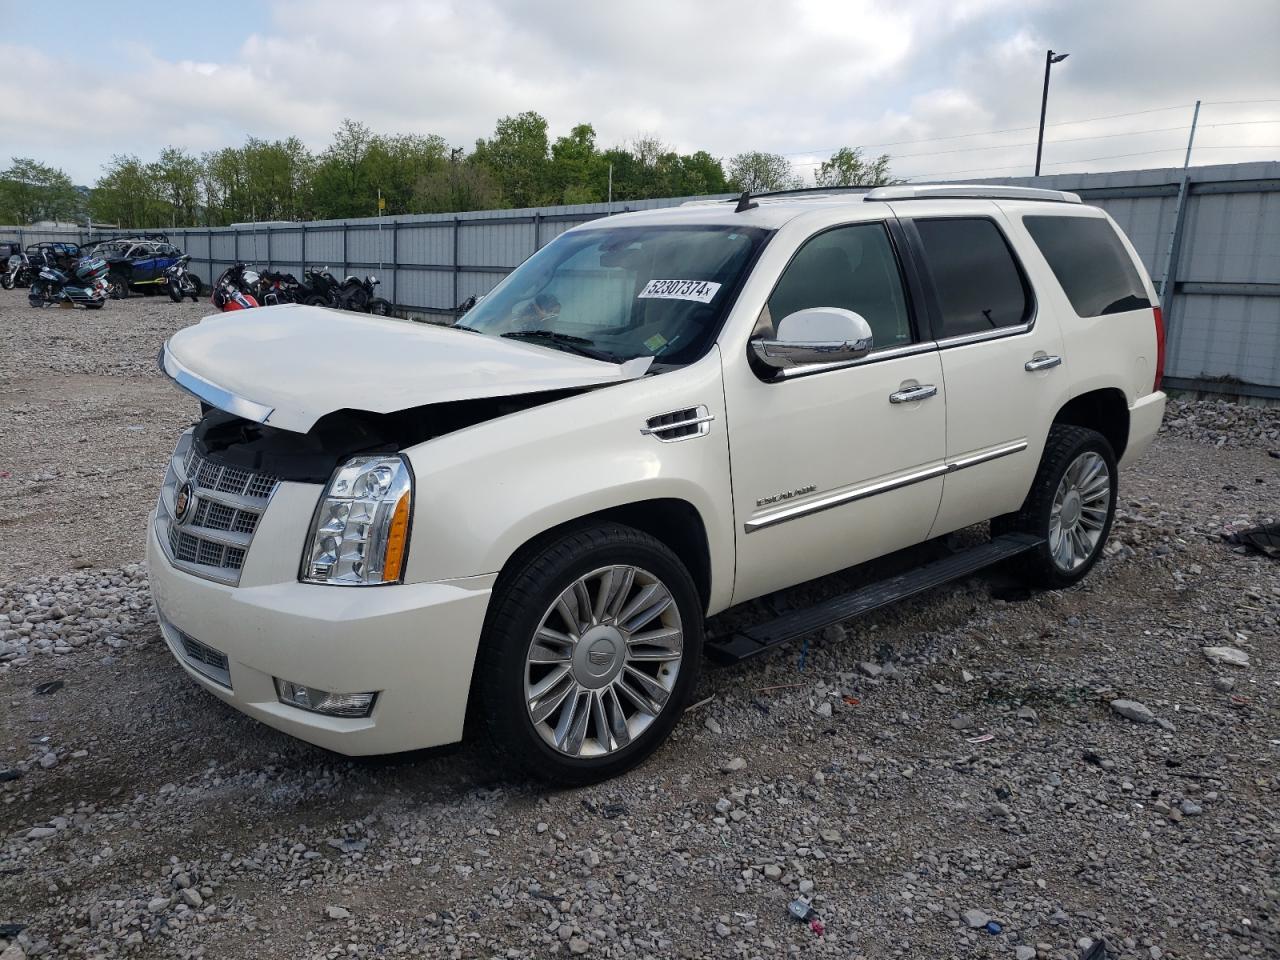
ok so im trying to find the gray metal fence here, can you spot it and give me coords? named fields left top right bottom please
left=4, top=161, right=1278, bottom=398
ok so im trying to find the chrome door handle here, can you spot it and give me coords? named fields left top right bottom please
left=889, top=384, right=938, bottom=404
left=1025, top=355, right=1062, bottom=372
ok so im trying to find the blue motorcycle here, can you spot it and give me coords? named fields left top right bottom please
left=28, top=255, right=110, bottom=309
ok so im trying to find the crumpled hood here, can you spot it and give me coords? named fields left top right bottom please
left=161, top=303, right=651, bottom=433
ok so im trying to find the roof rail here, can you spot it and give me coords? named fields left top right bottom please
left=864, top=184, right=1082, bottom=204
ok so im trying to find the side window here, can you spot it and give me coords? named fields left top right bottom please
left=914, top=218, right=1031, bottom=338
left=1023, top=215, right=1151, bottom=317
left=763, top=223, right=914, bottom=349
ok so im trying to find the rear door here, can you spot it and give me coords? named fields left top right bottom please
left=893, top=202, right=1069, bottom=538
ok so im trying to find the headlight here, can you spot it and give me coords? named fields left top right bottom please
left=302, top=455, right=413, bottom=585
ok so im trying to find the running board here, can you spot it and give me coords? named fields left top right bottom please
left=706, top=533, right=1045, bottom=664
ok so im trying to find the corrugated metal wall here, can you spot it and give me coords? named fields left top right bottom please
left=5, top=161, right=1277, bottom=397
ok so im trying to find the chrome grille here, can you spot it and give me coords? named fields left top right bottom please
left=155, top=431, right=279, bottom=585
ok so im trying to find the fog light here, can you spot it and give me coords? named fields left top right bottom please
left=274, top=679, right=377, bottom=718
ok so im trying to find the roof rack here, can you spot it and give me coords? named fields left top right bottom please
left=863, top=185, right=1082, bottom=204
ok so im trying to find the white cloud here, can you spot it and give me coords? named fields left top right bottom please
left=1, top=0, right=1276, bottom=186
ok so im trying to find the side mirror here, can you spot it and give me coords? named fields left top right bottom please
left=751, top=307, right=874, bottom=370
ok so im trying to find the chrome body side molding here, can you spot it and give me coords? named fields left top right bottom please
left=744, top=439, right=1028, bottom=533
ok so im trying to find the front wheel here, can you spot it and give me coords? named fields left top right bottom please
left=0, top=271, right=13, bottom=290
left=995, top=424, right=1117, bottom=588
left=106, top=273, right=129, bottom=300
left=168, top=276, right=185, bottom=302
left=474, top=525, right=703, bottom=785
left=367, top=297, right=392, bottom=317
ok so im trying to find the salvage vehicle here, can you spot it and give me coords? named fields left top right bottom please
left=94, top=238, right=184, bottom=298
left=148, top=184, right=1166, bottom=783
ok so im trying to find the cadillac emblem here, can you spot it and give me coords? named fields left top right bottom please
left=174, top=481, right=195, bottom=524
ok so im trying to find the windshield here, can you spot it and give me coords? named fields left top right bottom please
left=459, top=224, right=770, bottom=365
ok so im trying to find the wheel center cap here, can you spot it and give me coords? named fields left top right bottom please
left=1061, top=489, right=1082, bottom=527
left=575, top=626, right=625, bottom=688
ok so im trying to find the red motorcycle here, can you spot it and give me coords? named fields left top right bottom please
left=211, top=262, right=260, bottom=311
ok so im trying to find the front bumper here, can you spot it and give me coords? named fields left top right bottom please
left=1120, top=390, right=1166, bottom=468
left=147, top=517, right=494, bottom=755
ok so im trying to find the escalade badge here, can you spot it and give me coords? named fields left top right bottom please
left=756, top=484, right=816, bottom=508
left=174, top=481, right=194, bottom=524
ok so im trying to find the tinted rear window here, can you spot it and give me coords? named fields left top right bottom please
left=914, top=218, right=1032, bottom=338
left=1024, top=215, right=1151, bottom=317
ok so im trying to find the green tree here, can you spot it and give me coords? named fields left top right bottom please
left=89, top=155, right=165, bottom=228
left=471, top=111, right=553, bottom=208
left=0, top=157, right=81, bottom=224
left=311, top=119, right=376, bottom=219
left=549, top=123, right=602, bottom=203
left=727, top=151, right=802, bottom=193
left=815, top=147, right=898, bottom=187
left=412, top=157, right=503, bottom=213
left=362, top=133, right=448, bottom=215
left=153, top=147, right=202, bottom=225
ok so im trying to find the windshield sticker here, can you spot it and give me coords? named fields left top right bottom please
left=644, top=333, right=668, bottom=353
left=637, top=279, right=722, bottom=303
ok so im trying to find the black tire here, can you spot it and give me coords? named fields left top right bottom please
left=343, top=288, right=369, bottom=311
left=168, top=278, right=185, bottom=302
left=367, top=297, right=393, bottom=317
left=185, top=274, right=203, bottom=300
left=84, top=301, right=104, bottom=310
left=473, top=524, right=704, bottom=785
left=303, top=294, right=328, bottom=307
left=0, top=271, right=13, bottom=290
left=994, top=424, right=1117, bottom=589
left=106, top=272, right=129, bottom=300
left=28, top=281, right=52, bottom=308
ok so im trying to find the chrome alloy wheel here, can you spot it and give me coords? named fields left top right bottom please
left=524, top=565, right=684, bottom=758
left=1049, top=451, right=1111, bottom=572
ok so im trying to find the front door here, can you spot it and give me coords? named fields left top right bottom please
left=723, top=220, right=948, bottom=605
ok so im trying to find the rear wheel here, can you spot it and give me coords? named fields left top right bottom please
left=367, top=297, right=392, bottom=317
left=106, top=272, right=129, bottom=299
left=995, top=424, right=1117, bottom=588
left=474, top=524, right=703, bottom=785
left=0, top=271, right=13, bottom=290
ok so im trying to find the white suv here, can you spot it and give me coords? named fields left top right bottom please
left=148, top=184, right=1166, bottom=783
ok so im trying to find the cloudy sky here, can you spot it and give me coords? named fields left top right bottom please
left=3, top=0, right=1278, bottom=186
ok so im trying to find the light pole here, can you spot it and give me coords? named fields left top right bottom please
left=1034, top=49, right=1069, bottom=177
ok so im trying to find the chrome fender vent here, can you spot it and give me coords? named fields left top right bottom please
left=641, top=405, right=714, bottom=442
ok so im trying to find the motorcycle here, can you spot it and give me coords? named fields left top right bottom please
left=211, top=262, right=261, bottom=311
left=2, top=252, right=39, bottom=289
left=336, top=274, right=392, bottom=316
left=165, top=254, right=204, bottom=303
left=258, top=269, right=304, bottom=306
left=300, top=265, right=342, bottom=307
left=28, top=255, right=109, bottom=309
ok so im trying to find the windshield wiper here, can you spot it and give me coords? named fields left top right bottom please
left=452, top=323, right=483, bottom=333
left=501, top=330, right=621, bottom=363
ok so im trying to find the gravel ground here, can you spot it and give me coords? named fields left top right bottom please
left=1, top=287, right=1278, bottom=960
